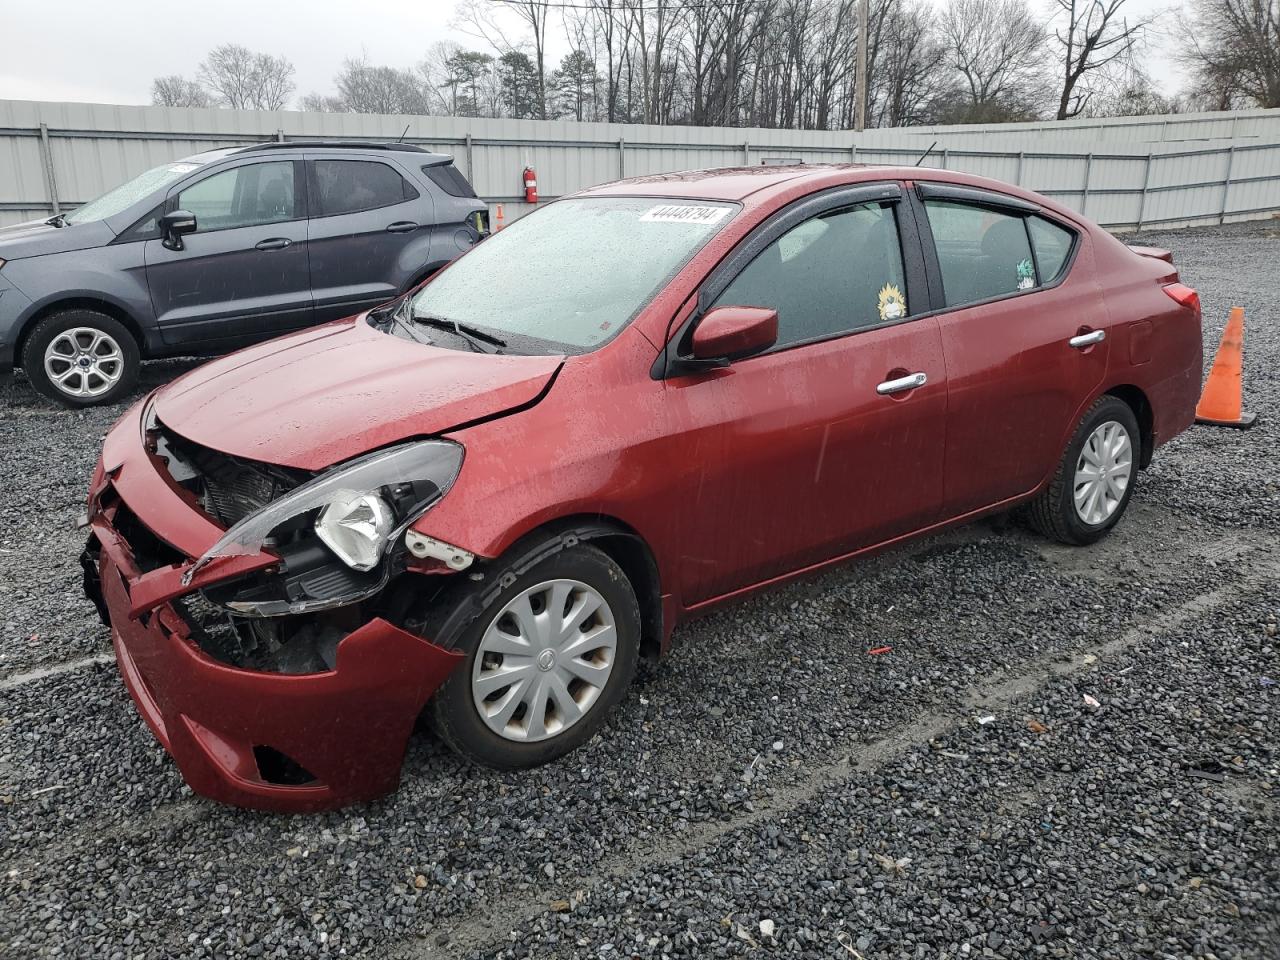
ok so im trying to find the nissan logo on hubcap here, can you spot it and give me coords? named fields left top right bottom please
left=536, top=649, right=556, bottom=672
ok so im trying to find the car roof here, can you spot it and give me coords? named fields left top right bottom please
left=179, top=142, right=455, bottom=165
left=578, top=164, right=898, bottom=202
left=577, top=163, right=1091, bottom=228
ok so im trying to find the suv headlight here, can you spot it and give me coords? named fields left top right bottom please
left=185, top=441, right=464, bottom=582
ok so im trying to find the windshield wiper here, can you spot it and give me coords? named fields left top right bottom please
left=412, top=314, right=507, bottom=353
left=46, top=213, right=67, bottom=228
left=373, top=297, right=432, bottom=345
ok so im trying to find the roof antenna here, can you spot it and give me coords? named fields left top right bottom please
left=396, top=123, right=410, bottom=143
left=915, top=140, right=939, bottom=167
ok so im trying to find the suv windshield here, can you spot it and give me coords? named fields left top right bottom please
left=66, top=159, right=207, bottom=225
left=407, top=197, right=736, bottom=352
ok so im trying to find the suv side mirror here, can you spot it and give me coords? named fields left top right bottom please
left=160, top=210, right=197, bottom=250
left=689, top=306, right=778, bottom=364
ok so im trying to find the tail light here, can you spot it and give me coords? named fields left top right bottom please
left=1162, top=282, right=1200, bottom=315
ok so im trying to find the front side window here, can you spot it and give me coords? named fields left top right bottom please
left=407, top=197, right=734, bottom=353
left=313, top=160, right=414, bottom=216
left=715, top=201, right=908, bottom=348
left=925, top=200, right=1035, bottom=308
left=176, top=161, right=296, bottom=231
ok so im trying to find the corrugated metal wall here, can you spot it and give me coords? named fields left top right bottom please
left=2, top=99, right=1278, bottom=230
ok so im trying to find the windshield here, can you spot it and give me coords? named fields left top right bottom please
left=65, top=159, right=207, bottom=225
left=407, top=197, right=736, bottom=352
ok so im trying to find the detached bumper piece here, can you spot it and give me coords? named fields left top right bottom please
left=85, top=399, right=464, bottom=812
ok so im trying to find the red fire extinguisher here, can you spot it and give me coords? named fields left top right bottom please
left=523, top=166, right=538, bottom=204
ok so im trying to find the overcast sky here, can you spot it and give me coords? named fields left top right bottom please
left=2, top=0, right=1184, bottom=110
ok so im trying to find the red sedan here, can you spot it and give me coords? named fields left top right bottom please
left=82, top=165, right=1203, bottom=810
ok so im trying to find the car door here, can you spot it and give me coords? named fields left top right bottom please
left=662, top=184, right=948, bottom=606
left=306, top=156, right=434, bottom=322
left=144, top=158, right=311, bottom=349
left=911, top=183, right=1110, bottom=517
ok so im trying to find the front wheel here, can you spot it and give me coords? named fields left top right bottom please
left=424, top=544, right=640, bottom=769
left=21, top=309, right=140, bottom=407
left=1027, top=395, right=1140, bottom=545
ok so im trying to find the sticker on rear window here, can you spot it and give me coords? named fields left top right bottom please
left=639, top=204, right=730, bottom=225
left=168, top=163, right=199, bottom=174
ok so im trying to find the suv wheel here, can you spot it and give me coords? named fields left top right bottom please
left=423, top=544, right=641, bottom=769
left=21, top=309, right=140, bottom=407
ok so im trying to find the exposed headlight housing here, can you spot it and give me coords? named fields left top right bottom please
left=315, top=491, right=395, bottom=571
left=186, top=440, right=464, bottom=583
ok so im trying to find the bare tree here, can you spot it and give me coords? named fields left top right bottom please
left=454, top=0, right=552, bottom=119
left=333, top=58, right=431, bottom=114
left=299, top=92, right=347, bottom=112
left=151, top=75, right=213, bottom=108
left=1085, top=62, right=1181, bottom=116
left=1180, top=0, right=1280, bottom=108
left=1051, top=0, right=1152, bottom=119
left=938, top=0, right=1049, bottom=121
left=197, top=44, right=296, bottom=110
left=872, top=0, right=949, bottom=127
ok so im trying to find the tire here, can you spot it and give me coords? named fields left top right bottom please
left=422, top=543, right=640, bottom=769
left=1027, top=395, right=1140, bottom=546
left=21, top=309, right=140, bottom=408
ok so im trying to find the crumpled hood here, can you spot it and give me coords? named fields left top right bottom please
left=153, top=316, right=563, bottom=470
left=0, top=219, right=114, bottom=260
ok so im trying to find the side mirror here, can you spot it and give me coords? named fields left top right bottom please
left=689, top=305, right=778, bottom=364
left=160, top=210, right=197, bottom=250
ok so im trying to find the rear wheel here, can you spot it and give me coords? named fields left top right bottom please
left=21, top=309, right=140, bottom=407
left=1027, top=395, right=1140, bottom=545
left=423, top=544, right=640, bottom=769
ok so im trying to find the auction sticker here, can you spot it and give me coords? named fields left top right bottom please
left=168, top=163, right=200, bottom=174
left=639, top=204, right=730, bottom=225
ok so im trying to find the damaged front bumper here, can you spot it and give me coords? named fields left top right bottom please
left=83, top=398, right=464, bottom=812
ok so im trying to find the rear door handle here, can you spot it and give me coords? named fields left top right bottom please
left=1069, top=329, right=1106, bottom=348
left=876, top=372, right=927, bottom=395
left=386, top=221, right=419, bottom=233
left=255, top=238, right=292, bottom=251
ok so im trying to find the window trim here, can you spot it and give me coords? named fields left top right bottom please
left=110, top=201, right=165, bottom=244
left=163, top=158, right=307, bottom=234
left=307, top=156, right=417, bottom=219
left=908, top=185, right=1081, bottom=317
left=654, top=181, right=925, bottom=379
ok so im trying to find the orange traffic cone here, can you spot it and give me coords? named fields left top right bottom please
left=1195, top=306, right=1257, bottom=429
left=494, top=203, right=505, bottom=232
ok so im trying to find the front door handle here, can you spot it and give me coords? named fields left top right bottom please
left=386, top=221, right=419, bottom=233
left=1069, top=329, right=1106, bottom=349
left=876, top=371, right=928, bottom=395
left=255, top=238, right=292, bottom=251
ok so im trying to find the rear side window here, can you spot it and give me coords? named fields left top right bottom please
left=1029, top=216, right=1075, bottom=284
left=312, top=160, right=417, bottom=217
left=423, top=163, right=478, bottom=199
left=176, top=161, right=297, bottom=231
left=715, top=201, right=908, bottom=348
left=924, top=200, right=1035, bottom=307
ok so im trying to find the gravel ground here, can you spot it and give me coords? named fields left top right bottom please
left=1, top=220, right=1278, bottom=959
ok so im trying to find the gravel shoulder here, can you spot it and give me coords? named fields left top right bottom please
left=1, top=220, right=1278, bottom=959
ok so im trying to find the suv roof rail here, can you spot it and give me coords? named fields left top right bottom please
left=238, top=140, right=434, bottom=154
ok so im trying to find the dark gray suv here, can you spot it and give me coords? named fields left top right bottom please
left=0, top=141, right=487, bottom=406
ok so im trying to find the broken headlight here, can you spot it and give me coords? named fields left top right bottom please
left=186, top=441, right=464, bottom=582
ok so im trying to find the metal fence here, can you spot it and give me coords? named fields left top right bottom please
left=2, top=98, right=1278, bottom=231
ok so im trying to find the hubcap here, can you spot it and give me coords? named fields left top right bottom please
left=43, top=327, right=124, bottom=398
left=471, top=578, right=617, bottom=743
left=1073, top=420, right=1133, bottom=525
